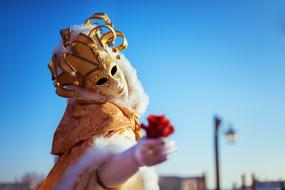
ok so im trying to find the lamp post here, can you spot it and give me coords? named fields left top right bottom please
left=214, top=116, right=237, bottom=190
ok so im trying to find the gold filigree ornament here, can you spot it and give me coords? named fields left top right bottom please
left=48, top=13, right=128, bottom=99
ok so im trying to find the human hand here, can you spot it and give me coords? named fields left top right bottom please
left=132, top=137, right=175, bottom=167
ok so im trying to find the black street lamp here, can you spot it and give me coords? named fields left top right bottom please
left=214, top=116, right=237, bottom=190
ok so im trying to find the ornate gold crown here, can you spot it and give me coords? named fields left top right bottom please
left=48, top=13, right=128, bottom=98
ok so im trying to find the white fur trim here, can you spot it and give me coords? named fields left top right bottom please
left=106, top=47, right=149, bottom=114
left=139, top=167, right=159, bottom=190
left=56, top=135, right=158, bottom=190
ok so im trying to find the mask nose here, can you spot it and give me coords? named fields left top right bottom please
left=117, top=82, right=125, bottom=89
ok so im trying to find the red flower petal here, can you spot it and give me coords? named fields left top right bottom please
left=142, top=114, right=174, bottom=138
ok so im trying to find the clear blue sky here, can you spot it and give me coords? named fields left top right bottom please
left=0, top=0, right=284, bottom=188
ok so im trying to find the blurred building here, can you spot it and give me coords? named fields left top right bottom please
left=0, top=172, right=43, bottom=190
left=236, top=174, right=285, bottom=190
left=0, top=183, right=30, bottom=190
left=159, top=174, right=207, bottom=190
left=256, top=181, right=285, bottom=190
left=251, top=180, right=285, bottom=190
left=0, top=182, right=41, bottom=190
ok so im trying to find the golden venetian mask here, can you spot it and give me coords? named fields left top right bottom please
left=48, top=13, right=128, bottom=99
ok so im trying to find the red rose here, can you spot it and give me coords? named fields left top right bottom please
left=140, top=115, right=174, bottom=138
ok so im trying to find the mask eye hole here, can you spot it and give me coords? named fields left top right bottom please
left=96, top=77, right=108, bottom=85
left=111, top=65, right=117, bottom=76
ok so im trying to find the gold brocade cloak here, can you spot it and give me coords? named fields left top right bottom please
left=39, top=101, right=142, bottom=190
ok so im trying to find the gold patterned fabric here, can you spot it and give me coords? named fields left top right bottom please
left=52, top=101, right=140, bottom=155
left=39, top=101, right=142, bottom=190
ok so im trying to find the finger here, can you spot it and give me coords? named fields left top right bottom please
left=143, top=137, right=165, bottom=145
left=145, top=143, right=164, bottom=152
left=153, top=147, right=175, bottom=158
left=166, top=140, right=175, bottom=149
left=153, top=153, right=168, bottom=164
left=155, top=147, right=175, bottom=158
left=141, top=145, right=165, bottom=157
left=144, top=141, right=176, bottom=154
left=152, top=140, right=176, bottom=154
left=162, top=147, right=175, bottom=155
left=149, top=138, right=174, bottom=150
left=165, top=141, right=176, bottom=153
left=144, top=153, right=168, bottom=165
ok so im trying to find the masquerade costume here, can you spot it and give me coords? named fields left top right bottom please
left=40, top=13, right=158, bottom=190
